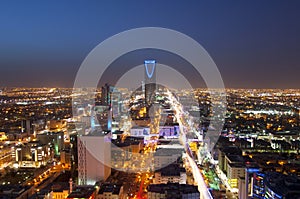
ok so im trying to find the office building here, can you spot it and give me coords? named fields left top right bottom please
left=225, top=155, right=245, bottom=189
left=78, top=134, right=111, bottom=185
left=101, top=83, right=113, bottom=106
left=227, top=163, right=245, bottom=189
left=111, top=136, right=143, bottom=169
left=21, top=119, right=33, bottom=135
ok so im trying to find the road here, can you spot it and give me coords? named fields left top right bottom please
left=166, top=90, right=213, bottom=199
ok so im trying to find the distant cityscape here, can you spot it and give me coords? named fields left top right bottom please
left=0, top=61, right=299, bottom=199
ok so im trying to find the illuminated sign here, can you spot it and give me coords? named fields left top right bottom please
left=247, top=168, right=260, bottom=173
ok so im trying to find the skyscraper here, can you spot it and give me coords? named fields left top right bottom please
left=144, top=60, right=156, bottom=106
left=92, top=105, right=112, bottom=132
left=21, top=119, right=33, bottom=136
left=77, top=134, right=111, bottom=185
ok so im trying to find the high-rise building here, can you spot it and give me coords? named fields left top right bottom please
left=227, top=163, right=245, bottom=189
left=21, top=119, right=33, bottom=135
left=224, top=155, right=245, bottom=189
left=77, top=134, right=111, bottom=185
left=93, top=105, right=112, bottom=132
left=144, top=60, right=156, bottom=106
left=101, top=83, right=113, bottom=106
left=110, top=87, right=122, bottom=119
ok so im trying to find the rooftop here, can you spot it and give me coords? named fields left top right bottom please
left=0, top=185, right=30, bottom=199
left=226, top=155, right=244, bottom=164
left=157, top=164, right=185, bottom=176
left=154, top=148, right=184, bottom=157
left=67, top=186, right=95, bottom=198
left=98, top=183, right=122, bottom=195
left=148, top=183, right=199, bottom=196
left=264, top=172, right=300, bottom=198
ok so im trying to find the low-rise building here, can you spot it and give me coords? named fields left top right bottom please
left=13, top=140, right=51, bottom=168
left=37, top=131, right=64, bottom=156
left=67, top=186, right=96, bottom=199
left=147, top=183, right=200, bottom=199
left=153, top=148, right=183, bottom=170
left=97, top=183, right=124, bottom=199
left=0, top=185, right=33, bottom=199
left=47, top=182, right=70, bottom=199
left=153, top=164, right=186, bottom=184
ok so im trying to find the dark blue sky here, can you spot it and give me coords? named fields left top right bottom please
left=0, top=0, right=300, bottom=88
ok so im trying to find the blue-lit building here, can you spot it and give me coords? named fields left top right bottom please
left=264, top=172, right=300, bottom=199
left=251, top=172, right=300, bottom=199
left=252, top=172, right=265, bottom=199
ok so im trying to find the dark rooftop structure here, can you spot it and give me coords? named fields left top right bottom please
left=154, top=148, right=184, bottom=157
left=226, top=154, right=244, bottom=164
left=220, top=146, right=242, bottom=156
left=157, top=164, right=185, bottom=177
left=271, top=130, right=299, bottom=136
left=148, top=183, right=200, bottom=199
left=66, top=186, right=95, bottom=199
left=264, top=172, right=300, bottom=199
left=98, top=183, right=122, bottom=195
left=0, top=185, right=30, bottom=199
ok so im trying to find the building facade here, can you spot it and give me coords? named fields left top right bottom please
left=78, top=135, right=111, bottom=185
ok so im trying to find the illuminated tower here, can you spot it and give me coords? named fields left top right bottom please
left=144, top=60, right=156, bottom=106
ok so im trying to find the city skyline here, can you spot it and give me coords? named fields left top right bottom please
left=1, top=1, right=300, bottom=88
left=1, top=2, right=300, bottom=198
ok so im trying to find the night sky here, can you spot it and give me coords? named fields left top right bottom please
left=0, top=1, right=300, bottom=88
